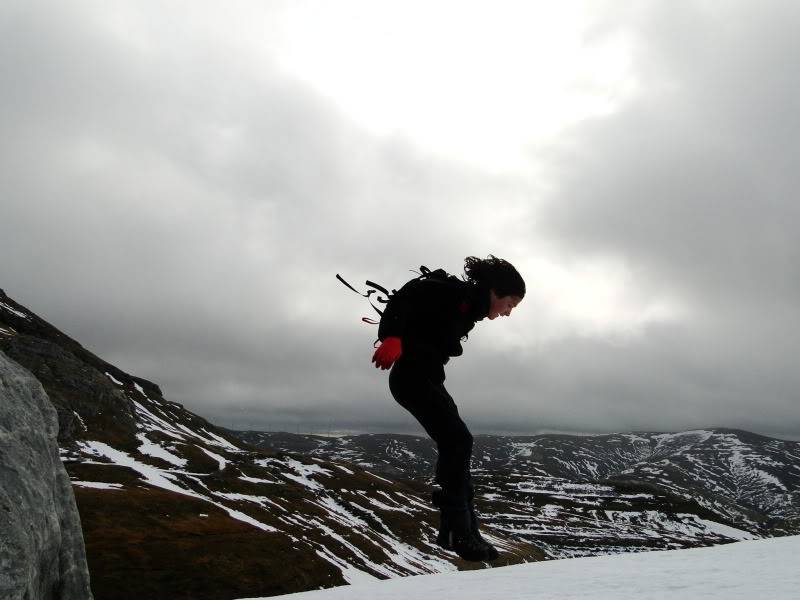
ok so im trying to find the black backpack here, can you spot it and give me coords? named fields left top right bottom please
left=336, top=266, right=459, bottom=326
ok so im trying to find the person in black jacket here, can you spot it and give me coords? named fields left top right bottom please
left=371, top=255, right=525, bottom=562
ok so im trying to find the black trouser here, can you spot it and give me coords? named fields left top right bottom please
left=389, top=355, right=474, bottom=503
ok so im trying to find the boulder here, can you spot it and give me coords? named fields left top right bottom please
left=0, top=350, right=93, bottom=599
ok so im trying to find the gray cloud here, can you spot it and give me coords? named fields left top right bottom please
left=544, top=2, right=800, bottom=302
left=529, top=1, right=800, bottom=438
left=2, top=1, right=799, bottom=440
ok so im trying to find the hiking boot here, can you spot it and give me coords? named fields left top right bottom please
left=432, top=491, right=499, bottom=562
left=450, top=528, right=499, bottom=562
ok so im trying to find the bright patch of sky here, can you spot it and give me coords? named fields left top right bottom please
left=85, top=1, right=636, bottom=172
left=271, top=0, right=637, bottom=172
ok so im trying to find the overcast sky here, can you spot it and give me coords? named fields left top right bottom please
left=2, top=1, right=799, bottom=439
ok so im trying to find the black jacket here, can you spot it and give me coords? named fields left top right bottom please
left=378, top=276, right=491, bottom=364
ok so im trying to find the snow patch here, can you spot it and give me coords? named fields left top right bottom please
left=240, top=475, right=280, bottom=485
left=105, top=372, right=125, bottom=386
left=200, top=447, right=228, bottom=470
left=71, top=480, right=124, bottom=490
left=273, top=457, right=333, bottom=491
left=73, top=411, right=87, bottom=432
left=365, top=471, right=394, bottom=485
left=693, top=518, right=758, bottom=541
left=136, top=433, right=187, bottom=467
left=132, top=400, right=187, bottom=441
left=200, top=428, right=244, bottom=452
left=0, top=301, right=30, bottom=319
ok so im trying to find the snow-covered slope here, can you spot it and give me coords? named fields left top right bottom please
left=245, top=535, right=800, bottom=600
left=2, top=287, right=797, bottom=600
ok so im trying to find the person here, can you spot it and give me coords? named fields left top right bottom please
left=371, top=255, right=525, bottom=562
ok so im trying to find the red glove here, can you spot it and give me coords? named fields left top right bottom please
left=372, top=336, right=402, bottom=370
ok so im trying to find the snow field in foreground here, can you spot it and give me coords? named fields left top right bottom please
left=244, top=535, right=799, bottom=600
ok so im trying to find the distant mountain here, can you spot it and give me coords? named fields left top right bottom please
left=232, top=427, right=800, bottom=557
left=0, top=289, right=539, bottom=600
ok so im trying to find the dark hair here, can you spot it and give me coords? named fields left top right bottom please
left=463, top=255, right=525, bottom=298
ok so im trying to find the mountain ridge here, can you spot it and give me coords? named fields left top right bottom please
left=232, top=425, right=800, bottom=549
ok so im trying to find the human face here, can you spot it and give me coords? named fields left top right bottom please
left=488, top=289, right=522, bottom=320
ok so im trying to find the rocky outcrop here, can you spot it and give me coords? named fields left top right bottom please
left=0, top=351, right=93, bottom=599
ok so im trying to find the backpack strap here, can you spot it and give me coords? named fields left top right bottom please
left=336, top=273, right=396, bottom=322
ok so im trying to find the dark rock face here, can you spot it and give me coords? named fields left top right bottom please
left=0, top=289, right=137, bottom=450
left=0, top=351, right=93, bottom=600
